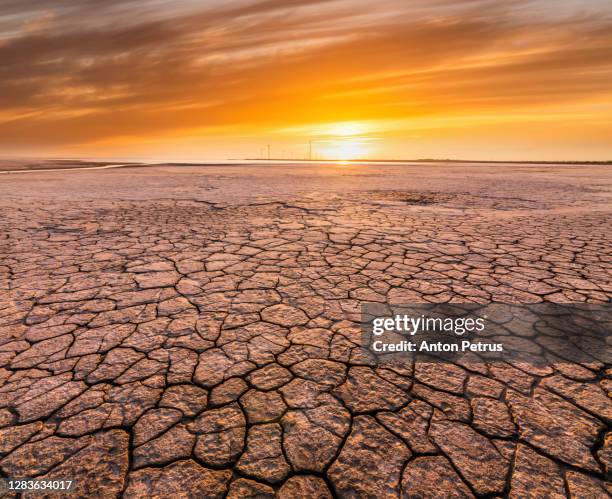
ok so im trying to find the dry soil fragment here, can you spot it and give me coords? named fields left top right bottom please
left=261, top=303, right=309, bottom=327
left=24, top=430, right=129, bottom=499
left=189, top=403, right=246, bottom=467
left=333, top=366, right=409, bottom=412
left=278, top=475, right=333, bottom=498
left=236, top=423, right=290, bottom=483
left=227, top=478, right=275, bottom=499
left=281, top=395, right=350, bottom=472
left=429, top=419, right=509, bottom=495
left=159, top=384, right=208, bottom=416
left=124, top=460, right=231, bottom=498
left=401, top=455, right=474, bottom=498
left=248, top=363, right=293, bottom=390
left=509, top=444, right=566, bottom=498
left=507, top=390, right=601, bottom=471
left=328, top=415, right=410, bottom=498
left=241, top=389, right=286, bottom=423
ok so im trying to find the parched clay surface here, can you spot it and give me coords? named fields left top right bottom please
left=0, top=162, right=610, bottom=497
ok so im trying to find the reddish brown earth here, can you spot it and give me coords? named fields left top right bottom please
left=0, top=162, right=610, bottom=498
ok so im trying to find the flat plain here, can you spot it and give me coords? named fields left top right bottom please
left=0, top=162, right=610, bottom=497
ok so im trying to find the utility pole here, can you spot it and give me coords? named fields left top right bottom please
left=309, top=140, right=312, bottom=161
left=267, top=144, right=270, bottom=160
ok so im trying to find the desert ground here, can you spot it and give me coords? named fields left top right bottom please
left=0, top=162, right=610, bottom=498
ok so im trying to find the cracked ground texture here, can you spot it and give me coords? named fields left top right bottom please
left=0, top=162, right=610, bottom=498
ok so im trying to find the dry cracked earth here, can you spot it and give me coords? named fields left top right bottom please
left=0, top=162, right=611, bottom=498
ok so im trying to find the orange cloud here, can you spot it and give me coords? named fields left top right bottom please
left=1, top=0, right=611, bottom=160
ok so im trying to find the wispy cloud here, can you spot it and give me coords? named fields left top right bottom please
left=0, top=0, right=611, bottom=158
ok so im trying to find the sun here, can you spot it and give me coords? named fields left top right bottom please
left=327, top=138, right=367, bottom=160
left=316, top=121, right=373, bottom=160
left=279, top=120, right=378, bottom=160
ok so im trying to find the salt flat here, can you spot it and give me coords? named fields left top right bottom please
left=0, top=162, right=610, bottom=497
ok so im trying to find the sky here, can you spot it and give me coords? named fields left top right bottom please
left=1, top=0, right=611, bottom=161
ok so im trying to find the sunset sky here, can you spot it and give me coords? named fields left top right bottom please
left=1, top=0, right=611, bottom=161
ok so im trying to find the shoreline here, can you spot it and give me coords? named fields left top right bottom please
left=1, top=158, right=611, bottom=174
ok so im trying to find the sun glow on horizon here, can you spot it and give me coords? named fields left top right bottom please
left=318, top=137, right=370, bottom=160
left=278, top=121, right=379, bottom=160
